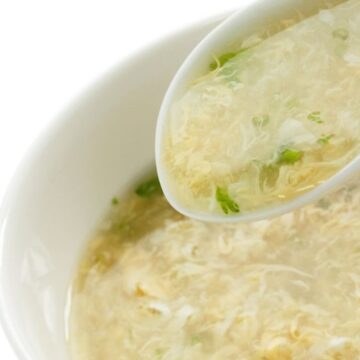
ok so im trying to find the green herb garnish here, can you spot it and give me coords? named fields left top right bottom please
left=307, top=111, right=324, bottom=124
left=216, top=186, right=240, bottom=214
left=332, top=28, right=349, bottom=41
left=209, top=52, right=237, bottom=71
left=252, top=114, right=270, bottom=128
left=135, top=176, right=162, bottom=197
left=277, top=148, right=303, bottom=165
left=111, top=197, right=119, bottom=205
left=209, top=47, right=250, bottom=71
left=318, top=134, right=334, bottom=145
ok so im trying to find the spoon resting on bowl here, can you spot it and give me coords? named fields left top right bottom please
left=156, top=0, right=360, bottom=223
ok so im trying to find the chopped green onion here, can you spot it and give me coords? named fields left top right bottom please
left=135, top=176, right=162, bottom=197
left=216, top=186, right=240, bottom=214
left=209, top=52, right=237, bottom=71
left=318, top=134, right=334, bottom=145
left=277, top=148, right=303, bottom=165
left=332, top=28, right=349, bottom=40
left=252, top=114, right=270, bottom=128
left=111, top=197, right=119, bottom=205
left=209, top=48, right=250, bottom=71
left=307, top=111, right=324, bottom=124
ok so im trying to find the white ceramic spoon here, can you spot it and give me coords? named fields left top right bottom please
left=155, top=0, right=357, bottom=223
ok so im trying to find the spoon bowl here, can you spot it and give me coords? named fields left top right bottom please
left=155, top=0, right=353, bottom=223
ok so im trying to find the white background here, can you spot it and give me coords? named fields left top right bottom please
left=0, top=0, right=249, bottom=358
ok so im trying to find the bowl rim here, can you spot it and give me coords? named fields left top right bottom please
left=0, top=11, right=230, bottom=360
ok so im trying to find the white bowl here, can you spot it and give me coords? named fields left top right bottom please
left=0, top=17, right=222, bottom=360
left=0, top=2, right=344, bottom=358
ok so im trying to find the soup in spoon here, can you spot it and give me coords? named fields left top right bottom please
left=160, top=0, right=360, bottom=217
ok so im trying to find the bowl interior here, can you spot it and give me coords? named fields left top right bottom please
left=0, top=18, right=220, bottom=360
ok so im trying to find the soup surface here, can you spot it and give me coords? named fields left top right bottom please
left=161, top=0, right=360, bottom=216
left=70, top=175, right=360, bottom=359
